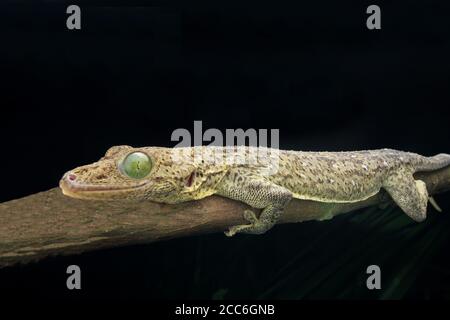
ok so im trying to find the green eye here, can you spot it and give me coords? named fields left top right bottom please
left=121, top=152, right=152, bottom=179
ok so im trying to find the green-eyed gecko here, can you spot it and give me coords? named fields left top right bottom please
left=60, top=146, right=450, bottom=236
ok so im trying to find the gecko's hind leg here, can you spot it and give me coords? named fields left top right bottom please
left=219, top=178, right=292, bottom=237
left=383, top=170, right=428, bottom=222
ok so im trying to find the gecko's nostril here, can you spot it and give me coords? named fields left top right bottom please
left=68, top=174, right=77, bottom=181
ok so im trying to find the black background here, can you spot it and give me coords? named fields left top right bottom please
left=1, top=0, right=450, bottom=304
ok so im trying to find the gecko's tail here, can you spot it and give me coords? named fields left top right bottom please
left=415, top=153, right=450, bottom=172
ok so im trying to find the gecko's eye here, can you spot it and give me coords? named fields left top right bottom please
left=120, top=152, right=153, bottom=179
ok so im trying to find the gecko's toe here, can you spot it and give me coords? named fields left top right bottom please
left=224, top=229, right=234, bottom=237
left=224, top=228, right=236, bottom=237
left=224, top=223, right=255, bottom=237
left=429, top=196, right=443, bottom=212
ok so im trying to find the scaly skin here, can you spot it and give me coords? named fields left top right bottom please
left=60, top=146, right=450, bottom=236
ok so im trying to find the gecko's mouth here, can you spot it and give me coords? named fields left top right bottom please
left=59, top=174, right=147, bottom=199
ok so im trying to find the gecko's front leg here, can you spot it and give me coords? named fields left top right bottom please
left=216, top=177, right=293, bottom=236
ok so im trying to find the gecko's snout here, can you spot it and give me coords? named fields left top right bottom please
left=60, top=172, right=79, bottom=198
left=60, top=172, right=77, bottom=190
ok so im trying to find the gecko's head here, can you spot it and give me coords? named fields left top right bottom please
left=60, top=145, right=199, bottom=203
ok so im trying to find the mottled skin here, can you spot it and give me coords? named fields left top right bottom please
left=60, top=146, right=450, bottom=236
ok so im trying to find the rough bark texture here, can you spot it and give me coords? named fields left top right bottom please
left=1, top=167, right=449, bottom=268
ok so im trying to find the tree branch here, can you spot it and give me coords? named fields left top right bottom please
left=1, top=167, right=450, bottom=268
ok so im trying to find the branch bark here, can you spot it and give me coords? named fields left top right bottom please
left=1, top=167, right=450, bottom=268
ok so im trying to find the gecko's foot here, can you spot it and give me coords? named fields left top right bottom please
left=224, top=210, right=260, bottom=237
left=225, top=224, right=253, bottom=237
left=224, top=210, right=273, bottom=236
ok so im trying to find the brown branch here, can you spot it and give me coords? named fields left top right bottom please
left=1, top=167, right=450, bottom=268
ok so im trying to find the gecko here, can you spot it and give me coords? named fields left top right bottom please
left=59, top=146, right=450, bottom=236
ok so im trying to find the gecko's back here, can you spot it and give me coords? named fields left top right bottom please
left=267, top=149, right=418, bottom=203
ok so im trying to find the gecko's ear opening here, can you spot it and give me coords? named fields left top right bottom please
left=186, top=170, right=196, bottom=187
left=105, top=145, right=133, bottom=157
